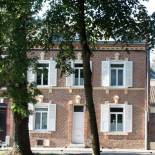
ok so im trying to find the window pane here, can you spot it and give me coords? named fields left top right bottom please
left=118, top=69, right=123, bottom=86
left=117, top=114, right=123, bottom=131
left=43, top=68, right=48, bottom=85
left=35, top=112, right=41, bottom=129
left=111, top=64, right=124, bottom=68
left=75, top=63, right=83, bottom=67
left=37, top=69, right=42, bottom=85
left=37, top=64, right=49, bottom=68
left=110, top=108, right=123, bottom=112
left=42, top=112, right=47, bottom=129
left=74, top=69, right=79, bottom=85
left=74, top=106, right=84, bottom=112
left=35, top=108, right=48, bottom=111
left=111, top=69, right=116, bottom=86
left=80, top=69, right=84, bottom=85
left=110, top=114, right=116, bottom=131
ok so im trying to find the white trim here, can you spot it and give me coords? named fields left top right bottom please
left=35, top=86, right=145, bottom=90
left=38, top=60, right=50, bottom=64
left=105, top=132, right=128, bottom=135
left=0, top=97, right=4, bottom=103
left=144, top=110, right=147, bottom=150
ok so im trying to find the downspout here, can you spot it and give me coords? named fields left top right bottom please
left=145, top=45, right=150, bottom=150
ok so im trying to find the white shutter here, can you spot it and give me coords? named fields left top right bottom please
left=49, top=60, right=57, bottom=86
left=101, top=104, right=110, bottom=132
left=124, top=61, right=133, bottom=87
left=66, top=61, right=74, bottom=87
left=90, top=61, right=92, bottom=71
left=28, top=103, right=34, bottom=130
left=27, top=67, right=36, bottom=83
left=101, top=61, right=110, bottom=87
left=124, top=104, right=132, bottom=132
left=48, top=104, right=56, bottom=131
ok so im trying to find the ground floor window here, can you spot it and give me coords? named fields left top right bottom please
left=110, top=107, right=123, bottom=132
left=35, top=107, right=48, bottom=130
left=101, top=104, right=132, bottom=133
left=29, top=103, right=56, bottom=132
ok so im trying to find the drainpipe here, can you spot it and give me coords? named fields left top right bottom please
left=145, top=45, right=150, bottom=150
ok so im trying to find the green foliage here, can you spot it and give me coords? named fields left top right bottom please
left=42, top=0, right=154, bottom=76
left=0, top=0, right=43, bottom=117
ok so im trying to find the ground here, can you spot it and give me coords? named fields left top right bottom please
left=1, top=151, right=155, bottom=155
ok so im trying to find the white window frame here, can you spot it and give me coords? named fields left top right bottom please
left=36, top=60, right=50, bottom=88
left=110, top=61, right=125, bottom=88
left=74, top=63, right=84, bottom=86
left=110, top=107, right=124, bottom=132
left=101, top=103, right=132, bottom=135
left=101, top=60, right=133, bottom=88
left=34, top=107, right=48, bottom=131
left=34, top=103, right=49, bottom=132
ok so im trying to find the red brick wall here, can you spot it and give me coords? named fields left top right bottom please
left=29, top=44, right=147, bottom=149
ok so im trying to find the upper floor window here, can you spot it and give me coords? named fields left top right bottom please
left=66, top=60, right=92, bottom=87
left=37, top=64, right=49, bottom=86
left=74, top=63, right=84, bottom=86
left=102, top=61, right=133, bottom=88
left=27, top=59, right=57, bottom=87
left=111, top=64, right=124, bottom=86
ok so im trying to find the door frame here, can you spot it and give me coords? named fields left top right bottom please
left=71, top=105, right=85, bottom=144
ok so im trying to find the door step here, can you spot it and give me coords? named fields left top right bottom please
left=69, top=144, right=85, bottom=148
left=150, top=142, right=155, bottom=149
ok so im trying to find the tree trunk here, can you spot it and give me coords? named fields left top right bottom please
left=77, top=0, right=100, bottom=155
left=11, top=112, right=33, bottom=155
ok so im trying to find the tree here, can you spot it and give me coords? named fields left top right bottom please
left=0, top=1, right=42, bottom=155
left=44, top=0, right=153, bottom=154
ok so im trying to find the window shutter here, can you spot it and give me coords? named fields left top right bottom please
left=124, top=104, right=132, bottom=132
left=124, top=61, right=133, bottom=87
left=66, top=61, right=74, bottom=87
left=48, top=104, right=56, bottom=131
left=90, top=61, right=92, bottom=71
left=101, top=61, right=110, bottom=87
left=27, top=67, right=36, bottom=83
left=49, top=60, right=57, bottom=86
left=28, top=103, right=34, bottom=130
left=101, top=104, right=110, bottom=132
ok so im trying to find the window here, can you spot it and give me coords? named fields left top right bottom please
left=102, top=61, right=133, bottom=88
left=101, top=104, right=132, bottom=133
left=27, top=60, right=57, bottom=86
left=37, top=64, right=49, bottom=86
left=74, top=106, right=84, bottom=112
left=29, top=103, right=56, bottom=131
left=111, top=64, right=124, bottom=86
left=110, top=107, right=123, bottom=132
left=35, top=107, right=48, bottom=130
left=74, top=63, right=84, bottom=86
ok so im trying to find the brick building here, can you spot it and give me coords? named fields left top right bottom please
left=0, top=42, right=150, bottom=149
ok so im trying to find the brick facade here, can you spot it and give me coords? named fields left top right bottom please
left=28, top=43, right=148, bottom=149
left=1, top=42, right=148, bottom=149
